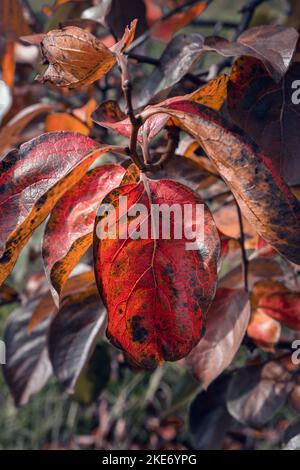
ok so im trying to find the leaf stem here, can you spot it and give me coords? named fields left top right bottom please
left=234, top=199, right=249, bottom=293
left=118, top=53, right=144, bottom=170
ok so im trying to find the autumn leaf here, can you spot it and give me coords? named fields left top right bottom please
left=220, top=258, right=284, bottom=290
left=1, top=41, right=16, bottom=89
left=28, top=271, right=96, bottom=332
left=0, top=283, right=19, bottom=307
left=0, top=0, right=31, bottom=41
left=43, top=165, right=125, bottom=306
left=0, top=103, right=57, bottom=155
left=48, top=284, right=107, bottom=392
left=226, top=361, right=294, bottom=427
left=187, top=288, right=250, bottom=389
left=94, top=177, right=220, bottom=368
left=92, top=75, right=228, bottom=140
left=189, top=375, right=232, bottom=450
left=3, top=296, right=53, bottom=406
left=142, top=101, right=300, bottom=265
left=247, top=310, right=281, bottom=351
left=133, top=32, right=204, bottom=107
left=227, top=56, right=300, bottom=184
left=257, top=291, right=300, bottom=330
left=23, top=21, right=137, bottom=89
left=45, top=113, right=90, bottom=135
left=151, top=1, right=208, bottom=43
left=0, top=132, right=120, bottom=286
left=204, top=25, right=299, bottom=82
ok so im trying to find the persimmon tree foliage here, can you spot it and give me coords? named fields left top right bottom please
left=1, top=0, right=300, bottom=450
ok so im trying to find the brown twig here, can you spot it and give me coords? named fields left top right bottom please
left=234, top=199, right=249, bottom=292
left=117, top=54, right=143, bottom=169
left=127, top=0, right=215, bottom=53
left=127, top=52, right=205, bottom=86
left=233, top=0, right=269, bottom=40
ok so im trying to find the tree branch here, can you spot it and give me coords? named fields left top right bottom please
left=234, top=199, right=249, bottom=293
left=127, top=0, right=215, bottom=53
left=117, top=54, right=143, bottom=170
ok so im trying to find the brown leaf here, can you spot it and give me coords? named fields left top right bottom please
left=226, top=361, right=294, bottom=427
left=0, top=283, right=19, bottom=306
left=189, top=375, right=232, bottom=450
left=220, top=258, right=284, bottom=290
left=204, top=25, right=299, bottom=82
left=187, top=288, right=250, bottom=388
left=28, top=271, right=96, bottom=332
left=3, top=297, right=53, bottom=406
left=0, top=0, right=31, bottom=41
left=133, top=32, right=204, bottom=107
left=48, top=284, right=107, bottom=392
left=228, top=56, right=300, bottom=184
left=143, top=101, right=300, bottom=265
left=36, top=26, right=116, bottom=88
left=28, top=20, right=137, bottom=89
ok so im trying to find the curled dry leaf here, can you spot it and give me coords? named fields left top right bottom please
left=37, top=26, right=116, bottom=88
left=43, top=164, right=125, bottom=306
left=23, top=21, right=137, bottom=89
left=143, top=101, right=300, bottom=265
left=94, top=177, right=220, bottom=368
left=228, top=56, right=300, bottom=185
left=204, top=25, right=299, bottom=82
left=0, top=132, right=118, bottom=286
left=187, top=288, right=250, bottom=389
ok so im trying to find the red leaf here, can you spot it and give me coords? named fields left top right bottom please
left=43, top=164, right=125, bottom=305
left=94, top=177, right=220, bottom=368
left=258, top=292, right=300, bottom=330
left=0, top=132, right=117, bottom=285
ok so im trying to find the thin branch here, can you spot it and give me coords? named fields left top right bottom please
left=117, top=54, right=143, bottom=169
left=234, top=199, right=249, bottom=293
left=127, top=52, right=205, bottom=86
left=233, top=0, right=269, bottom=40
left=192, top=18, right=238, bottom=29
left=127, top=0, right=215, bottom=53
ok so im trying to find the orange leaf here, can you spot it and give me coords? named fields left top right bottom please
left=45, top=113, right=90, bottom=135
